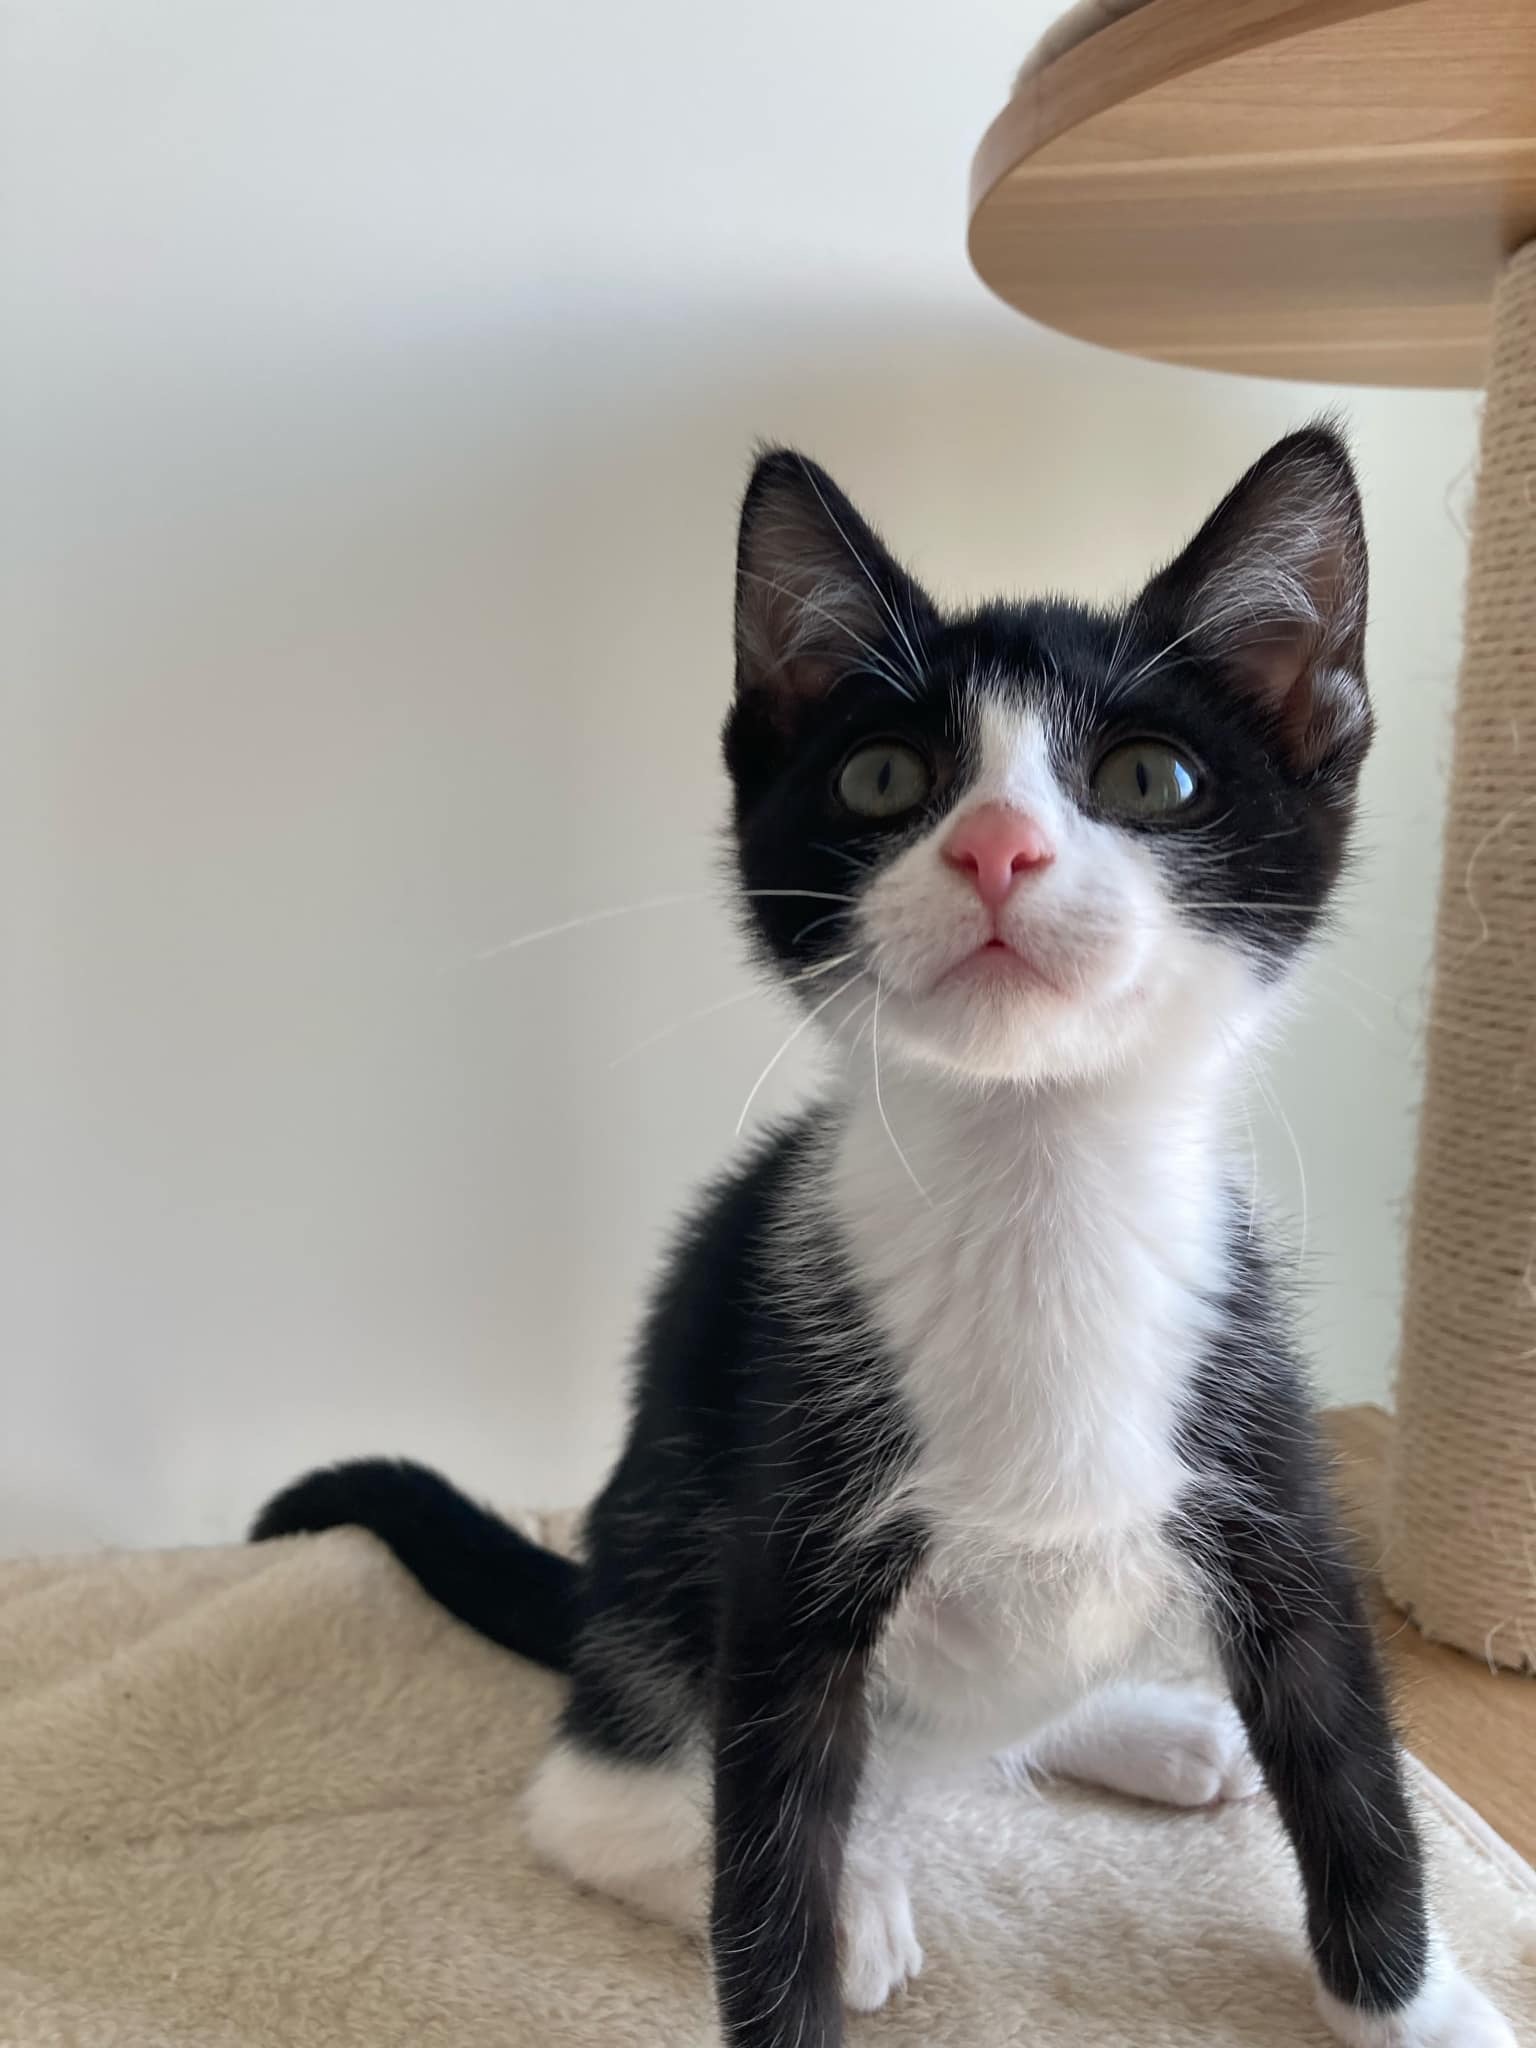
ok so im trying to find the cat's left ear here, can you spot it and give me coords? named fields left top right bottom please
left=1139, top=424, right=1371, bottom=780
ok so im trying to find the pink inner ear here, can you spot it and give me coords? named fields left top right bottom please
left=1240, top=623, right=1312, bottom=709
left=1222, top=613, right=1321, bottom=752
left=1234, top=629, right=1367, bottom=777
left=1275, top=660, right=1322, bottom=761
left=736, top=550, right=887, bottom=712
left=1204, top=520, right=1366, bottom=774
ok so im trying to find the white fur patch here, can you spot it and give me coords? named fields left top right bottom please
left=524, top=1740, right=709, bottom=1931
left=1316, top=1944, right=1516, bottom=2048
left=837, top=1844, right=924, bottom=2012
left=826, top=1060, right=1227, bottom=1777
left=1022, top=1682, right=1263, bottom=1807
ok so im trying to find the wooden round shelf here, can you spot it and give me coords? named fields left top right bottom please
left=968, top=0, right=1536, bottom=387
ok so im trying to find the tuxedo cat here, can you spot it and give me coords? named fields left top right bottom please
left=256, top=430, right=1513, bottom=2048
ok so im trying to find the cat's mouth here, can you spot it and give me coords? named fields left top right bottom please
left=934, top=938, right=1063, bottom=998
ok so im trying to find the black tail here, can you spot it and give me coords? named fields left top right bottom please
left=251, top=1458, right=578, bottom=1673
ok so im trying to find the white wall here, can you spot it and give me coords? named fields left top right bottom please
left=3, top=1, right=1479, bottom=1553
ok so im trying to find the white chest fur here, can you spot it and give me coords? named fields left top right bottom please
left=828, top=1066, right=1231, bottom=1766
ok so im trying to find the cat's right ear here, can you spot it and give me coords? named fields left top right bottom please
left=731, top=449, right=938, bottom=727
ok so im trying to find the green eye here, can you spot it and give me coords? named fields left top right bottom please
left=1091, top=739, right=1200, bottom=820
left=835, top=740, right=933, bottom=820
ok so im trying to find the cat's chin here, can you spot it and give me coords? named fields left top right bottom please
left=873, top=978, right=1138, bottom=1091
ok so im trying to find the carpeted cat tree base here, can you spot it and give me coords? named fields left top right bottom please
left=1387, top=240, right=1536, bottom=1673
left=2, top=1524, right=1533, bottom=2046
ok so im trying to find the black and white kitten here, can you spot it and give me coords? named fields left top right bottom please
left=255, top=430, right=1513, bottom=2048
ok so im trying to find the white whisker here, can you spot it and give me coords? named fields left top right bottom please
left=609, top=953, right=857, bottom=1069
left=738, top=571, right=914, bottom=700
left=792, top=907, right=852, bottom=945
left=872, top=975, right=934, bottom=1207
left=733, top=971, right=865, bottom=1137
left=1105, top=620, right=1206, bottom=699
left=472, top=889, right=855, bottom=965
left=794, top=458, right=927, bottom=691
left=1247, top=1055, right=1309, bottom=1268
left=1102, top=595, right=1140, bottom=692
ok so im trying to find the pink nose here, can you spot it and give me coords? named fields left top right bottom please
left=941, top=802, right=1055, bottom=908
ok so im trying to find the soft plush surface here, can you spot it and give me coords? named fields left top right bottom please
left=1, top=1521, right=1532, bottom=2047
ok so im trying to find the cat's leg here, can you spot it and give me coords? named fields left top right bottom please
left=1020, top=1679, right=1262, bottom=1807
left=1188, top=1429, right=1514, bottom=2048
left=525, top=1727, right=923, bottom=2018
left=713, top=1668, right=927, bottom=2034
left=710, top=1529, right=926, bottom=2046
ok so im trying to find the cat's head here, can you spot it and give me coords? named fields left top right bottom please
left=723, top=427, right=1370, bottom=1090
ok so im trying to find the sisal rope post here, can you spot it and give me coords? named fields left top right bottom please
left=1385, top=239, right=1536, bottom=1672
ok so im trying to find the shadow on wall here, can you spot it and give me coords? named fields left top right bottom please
left=9, top=294, right=1476, bottom=1546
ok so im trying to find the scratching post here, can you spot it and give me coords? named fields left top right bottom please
left=1384, top=242, right=1536, bottom=1672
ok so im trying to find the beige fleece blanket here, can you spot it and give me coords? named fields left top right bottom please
left=1, top=1521, right=1532, bottom=2048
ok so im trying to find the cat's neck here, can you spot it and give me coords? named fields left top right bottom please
left=828, top=1021, right=1243, bottom=1225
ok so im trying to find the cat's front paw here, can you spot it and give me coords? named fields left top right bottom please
left=1120, top=1694, right=1263, bottom=1808
left=838, top=1848, right=923, bottom=2013
left=1036, top=1684, right=1263, bottom=1808
left=1316, top=1962, right=1515, bottom=2047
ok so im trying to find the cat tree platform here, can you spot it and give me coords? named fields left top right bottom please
left=969, top=0, right=1536, bottom=387
left=3, top=1482, right=1534, bottom=2045
left=970, top=0, right=1536, bottom=1675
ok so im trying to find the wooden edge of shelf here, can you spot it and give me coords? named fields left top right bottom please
left=968, top=0, right=1419, bottom=224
